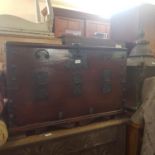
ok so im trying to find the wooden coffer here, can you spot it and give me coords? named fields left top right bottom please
left=4, top=42, right=126, bottom=133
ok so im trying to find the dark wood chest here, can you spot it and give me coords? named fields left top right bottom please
left=3, top=42, right=126, bottom=134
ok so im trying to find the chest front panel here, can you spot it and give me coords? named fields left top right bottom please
left=5, top=44, right=126, bottom=131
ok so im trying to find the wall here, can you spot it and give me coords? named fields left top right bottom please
left=0, top=0, right=155, bottom=22
left=0, top=0, right=37, bottom=22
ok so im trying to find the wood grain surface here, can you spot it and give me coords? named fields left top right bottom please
left=0, top=118, right=129, bottom=155
left=5, top=42, right=126, bottom=133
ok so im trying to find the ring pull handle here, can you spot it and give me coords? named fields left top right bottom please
left=35, top=49, right=50, bottom=59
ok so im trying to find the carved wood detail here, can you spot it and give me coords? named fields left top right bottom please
left=1, top=124, right=126, bottom=155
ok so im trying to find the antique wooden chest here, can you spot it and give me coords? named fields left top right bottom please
left=2, top=42, right=126, bottom=134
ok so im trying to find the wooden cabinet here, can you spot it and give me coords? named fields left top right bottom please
left=54, top=16, right=84, bottom=37
left=86, top=20, right=110, bottom=38
left=42, top=7, right=110, bottom=38
left=54, top=16, right=110, bottom=38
